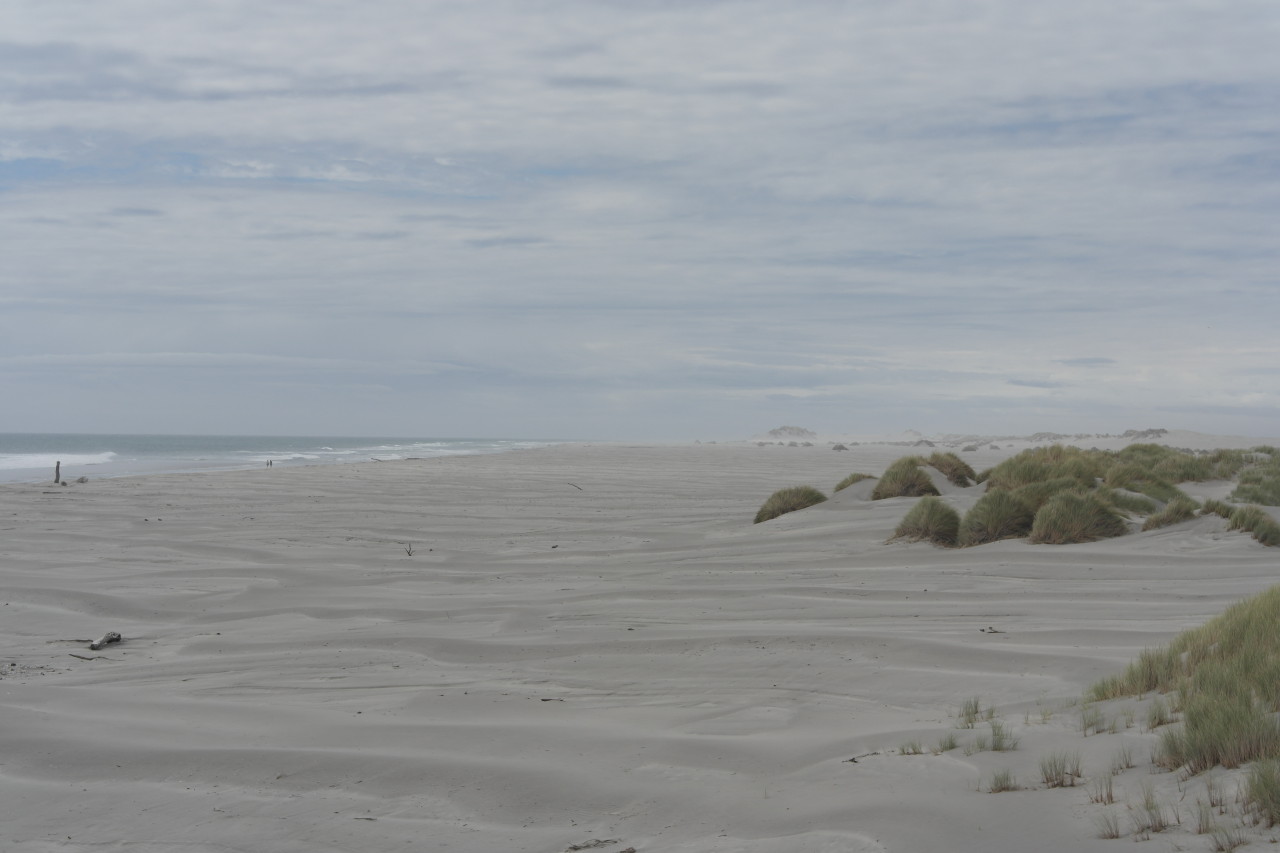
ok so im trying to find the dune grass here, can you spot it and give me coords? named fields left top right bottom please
left=1096, top=487, right=1160, bottom=516
left=926, top=451, right=977, bottom=487
left=1142, top=497, right=1201, bottom=531
left=1199, top=501, right=1280, bottom=546
left=982, top=445, right=1110, bottom=492
left=957, top=696, right=985, bottom=729
left=1103, top=461, right=1190, bottom=504
left=988, top=769, right=1018, bottom=792
left=1028, top=491, right=1128, bottom=545
left=1227, top=505, right=1280, bottom=547
left=899, top=739, right=925, bottom=755
left=753, top=486, right=827, bottom=524
left=1146, top=697, right=1172, bottom=730
left=958, top=489, right=1034, bottom=547
left=1210, top=825, right=1248, bottom=851
left=1202, top=499, right=1236, bottom=519
left=1151, top=447, right=1254, bottom=483
left=834, top=472, right=876, bottom=492
left=935, top=731, right=959, bottom=753
left=1089, top=585, right=1280, bottom=775
left=1040, top=750, right=1082, bottom=787
left=890, top=496, right=960, bottom=547
left=765, top=443, right=1277, bottom=554
left=981, top=444, right=1270, bottom=499
left=1231, top=454, right=1280, bottom=506
left=1246, top=759, right=1280, bottom=827
left=1094, top=809, right=1123, bottom=839
left=871, top=456, right=940, bottom=500
left=1012, top=477, right=1087, bottom=513
left=988, top=719, right=1019, bottom=751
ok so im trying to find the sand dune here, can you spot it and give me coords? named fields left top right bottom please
left=2, top=440, right=1277, bottom=852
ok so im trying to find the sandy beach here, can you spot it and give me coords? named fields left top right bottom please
left=2, top=436, right=1278, bottom=853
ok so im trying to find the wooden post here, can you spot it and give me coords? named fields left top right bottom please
left=55, top=460, right=61, bottom=483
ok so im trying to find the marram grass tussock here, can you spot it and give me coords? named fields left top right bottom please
left=753, top=486, right=827, bottom=524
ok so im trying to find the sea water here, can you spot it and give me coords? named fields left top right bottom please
left=0, top=433, right=559, bottom=484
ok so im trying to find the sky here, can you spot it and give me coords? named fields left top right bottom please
left=2, top=1, right=1278, bottom=441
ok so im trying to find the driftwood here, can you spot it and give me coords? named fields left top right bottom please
left=89, top=631, right=122, bottom=651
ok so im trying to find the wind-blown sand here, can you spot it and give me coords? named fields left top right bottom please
left=2, top=438, right=1278, bottom=852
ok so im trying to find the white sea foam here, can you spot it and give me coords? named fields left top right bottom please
left=0, top=436, right=559, bottom=484
left=0, top=451, right=117, bottom=471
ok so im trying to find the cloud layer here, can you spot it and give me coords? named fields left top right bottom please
left=3, top=1, right=1278, bottom=438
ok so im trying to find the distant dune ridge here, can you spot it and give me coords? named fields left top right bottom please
left=1, top=427, right=1278, bottom=852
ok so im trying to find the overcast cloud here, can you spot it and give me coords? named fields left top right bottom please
left=2, top=1, right=1278, bottom=439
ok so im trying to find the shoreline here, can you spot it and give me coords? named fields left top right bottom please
left=2, top=438, right=1277, bottom=852
left=0, top=433, right=566, bottom=486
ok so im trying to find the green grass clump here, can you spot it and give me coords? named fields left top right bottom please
left=1210, top=825, right=1248, bottom=851
left=1209, top=448, right=1259, bottom=479
left=1152, top=448, right=1253, bottom=483
left=1146, top=696, right=1172, bottom=730
left=1246, top=759, right=1280, bottom=827
left=1201, top=499, right=1236, bottom=519
left=1090, top=585, right=1280, bottom=774
left=1115, top=444, right=1250, bottom=483
left=753, top=486, right=827, bottom=524
left=1142, top=497, right=1201, bottom=531
left=1157, top=690, right=1280, bottom=772
left=833, top=472, right=876, bottom=492
left=957, top=696, right=983, bottom=729
left=983, top=445, right=1108, bottom=492
left=1011, top=476, right=1087, bottom=513
left=958, top=490, right=1034, bottom=547
left=1097, top=487, right=1160, bottom=516
left=1094, top=810, right=1123, bottom=839
left=926, top=451, right=977, bottom=486
left=988, top=719, right=1019, bottom=751
left=935, top=731, right=959, bottom=753
left=1152, top=453, right=1213, bottom=483
left=868, top=443, right=1275, bottom=550
left=1029, top=491, right=1128, bottom=545
left=1104, top=461, right=1188, bottom=504
left=1230, top=454, right=1280, bottom=506
left=1116, top=442, right=1180, bottom=468
left=890, top=496, right=960, bottom=547
left=988, top=769, right=1018, bottom=792
left=1227, top=505, right=1280, bottom=546
left=871, top=456, right=940, bottom=500
left=1039, top=750, right=1081, bottom=787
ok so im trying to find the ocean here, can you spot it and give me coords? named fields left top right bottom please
left=0, top=433, right=560, bottom=484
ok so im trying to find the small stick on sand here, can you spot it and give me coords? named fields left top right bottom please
left=89, top=631, right=122, bottom=651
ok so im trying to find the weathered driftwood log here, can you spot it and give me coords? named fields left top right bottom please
left=89, top=631, right=122, bottom=651
left=54, top=461, right=61, bottom=483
